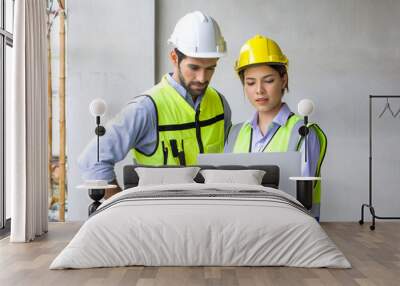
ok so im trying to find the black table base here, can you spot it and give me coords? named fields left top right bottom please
left=88, top=189, right=105, bottom=216
left=296, top=180, right=313, bottom=210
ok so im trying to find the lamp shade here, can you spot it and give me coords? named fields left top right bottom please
left=298, top=99, right=314, bottom=116
left=89, top=98, right=107, bottom=117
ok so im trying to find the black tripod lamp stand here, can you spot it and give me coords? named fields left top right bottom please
left=289, top=99, right=319, bottom=210
left=87, top=98, right=107, bottom=215
left=298, top=99, right=314, bottom=163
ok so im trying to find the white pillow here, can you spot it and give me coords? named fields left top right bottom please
left=200, top=169, right=266, bottom=185
left=136, top=167, right=200, bottom=186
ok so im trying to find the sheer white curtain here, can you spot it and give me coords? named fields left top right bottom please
left=9, top=0, right=48, bottom=242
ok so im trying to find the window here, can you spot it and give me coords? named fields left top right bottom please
left=0, top=0, right=14, bottom=235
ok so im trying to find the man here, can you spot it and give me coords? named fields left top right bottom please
left=78, top=11, right=232, bottom=198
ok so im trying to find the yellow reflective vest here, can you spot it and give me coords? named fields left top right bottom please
left=131, top=76, right=225, bottom=166
left=228, top=114, right=327, bottom=218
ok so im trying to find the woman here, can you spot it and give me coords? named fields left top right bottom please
left=225, top=35, right=327, bottom=219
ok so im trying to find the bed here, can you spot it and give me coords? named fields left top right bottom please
left=50, top=165, right=350, bottom=269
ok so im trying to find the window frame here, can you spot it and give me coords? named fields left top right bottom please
left=0, top=0, right=14, bottom=234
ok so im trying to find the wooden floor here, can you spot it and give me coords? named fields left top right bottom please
left=0, top=222, right=399, bottom=286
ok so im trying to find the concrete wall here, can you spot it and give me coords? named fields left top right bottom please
left=67, top=0, right=400, bottom=221
left=156, top=0, right=400, bottom=221
left=67, top=0, right=155, bottom=220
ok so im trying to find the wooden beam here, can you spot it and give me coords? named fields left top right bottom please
left=58, top=0, right=66, bottom=222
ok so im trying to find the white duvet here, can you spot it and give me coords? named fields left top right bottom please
left=50, top=183, right=351, bottom=269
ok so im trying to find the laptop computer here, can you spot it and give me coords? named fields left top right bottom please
left=197, top=152, right=302, bottom=197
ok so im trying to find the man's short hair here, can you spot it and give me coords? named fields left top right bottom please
left=174, top=48, right=186, bottom=65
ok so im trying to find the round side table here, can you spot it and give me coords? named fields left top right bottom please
left=77, top=184, right=117, bottom=216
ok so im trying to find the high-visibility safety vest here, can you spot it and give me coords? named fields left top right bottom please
left=227, top=114, right=327, bottom=218
left=131, top=76, right=225, bottom=166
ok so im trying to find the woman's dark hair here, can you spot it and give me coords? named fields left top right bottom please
left=239, top=63, right=289, bottom=93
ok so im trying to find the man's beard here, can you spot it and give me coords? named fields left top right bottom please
left=178, top=69, right=209, bottom=97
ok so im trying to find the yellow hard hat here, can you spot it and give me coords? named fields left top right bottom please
left=235, top=35, right=288, bottom=74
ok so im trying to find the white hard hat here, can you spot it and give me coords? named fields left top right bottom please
left=168, top=11, right=227, bottom=58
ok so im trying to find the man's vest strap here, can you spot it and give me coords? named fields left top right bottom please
left=158, top=113, right=225, bottom=131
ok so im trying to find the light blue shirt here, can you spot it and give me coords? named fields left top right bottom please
left=249, top=103, right=320, bottom=177
left=78, top=74, right=232, bottom=181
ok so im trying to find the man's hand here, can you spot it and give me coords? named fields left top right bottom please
left=104, top=179, right=122, bottom=199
